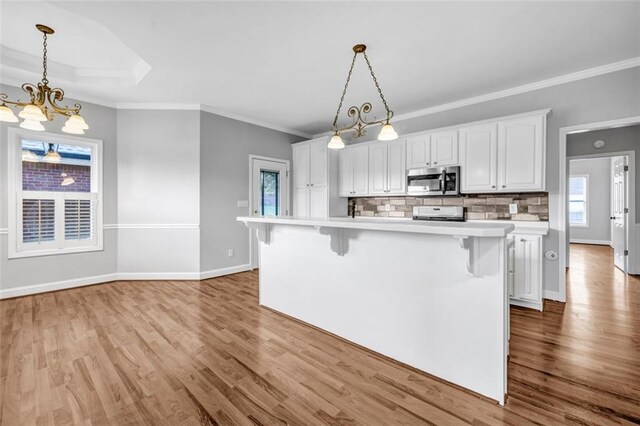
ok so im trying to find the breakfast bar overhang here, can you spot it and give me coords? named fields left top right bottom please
left=238, top=216, right=515, bottom=404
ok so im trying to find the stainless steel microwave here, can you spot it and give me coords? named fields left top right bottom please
left=407, top=166, right=460, bottom=197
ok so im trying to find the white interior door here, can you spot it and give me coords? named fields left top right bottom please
left=250, top=157, right=289, bottom=268
left=611, top=156, right=628, bottom=272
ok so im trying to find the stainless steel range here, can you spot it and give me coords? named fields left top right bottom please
left=413, top=206, right=465, bottom=222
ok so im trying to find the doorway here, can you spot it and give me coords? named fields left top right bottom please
left=249, top=155, right=290, bottom=268
left=568, top=154, right=631, bottom=274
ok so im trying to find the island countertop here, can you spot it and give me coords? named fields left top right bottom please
left=237, top=216, right=515, bottom=238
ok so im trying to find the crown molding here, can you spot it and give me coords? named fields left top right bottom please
left=312, top=56, right=640, bottom=138
left=200, top=105, right=312, bottom=138
left=116, top=103, right=201, bottom=110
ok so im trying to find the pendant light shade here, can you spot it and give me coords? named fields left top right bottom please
left=62, top=114, right=89, bottom=135
left=43, top=145, right=61, bottom=163
left=20, top=119, right=45, bottom=131
left=60, top=173, right=75, bottom=186
left=19, top=104, right=48, bottom=122
left=22, top=150, right=39, bottom=162
left=0, top=105, right=19, bottom=122
left=327, top=133, right=345, bottom=150
left=377, top=123, right=398, bottom=141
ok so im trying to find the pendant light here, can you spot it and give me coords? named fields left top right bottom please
left=43, top=144, right=61, bottom=163
left=328, top=44, right=398, bottom=149
left=0, top=25, right=89, bottom=134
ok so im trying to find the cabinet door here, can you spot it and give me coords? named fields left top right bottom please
left=309, top=140, right=328, bottom=187
left=339, top=148, right=354, bottom=197
left=514, top=235, right=541, bottom=303
left=431, top=130, right=459, bottom=166
left=387, top=140, right=406, bottom=194
left=369, top=142, right=388, bottom=195
left=309, top=186, right=328, bottom=218
left=498, top=115, right=545, bottom=191
left=294, top=188, right=309, bottom=217
left=459, top=124, right=498, bottom=192
left=406, top=135, right=431, bottom=169
left=293, top=144, right=310, bottom=189
left=352, top=145, right=369, bottom=195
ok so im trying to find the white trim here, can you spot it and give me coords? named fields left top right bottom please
left=200, top=264, right=252, bottom=280
left=0, top=273, right=119, bottom=300
left=570, top=239, right=612, bottom=246
left=559, top=117, right=640, bottom=301
left=543, top=290, right=563, bottom=302
left=116, top=103, right=201, bottom=111
left=201, top=105, right=312, bottom=138
left=109, top=223, right=200, bottom=230
left=0, top=228, right=7, bottom=235
left=509, top=298, right=542, bottom=312
left=312, top=57, right=640, bottom=139
left=0, top=264, right=255, bottom=299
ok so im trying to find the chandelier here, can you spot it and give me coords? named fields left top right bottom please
left=327, top=44, right=397, bottom=149
left=0, top=24, right=89, bottom=134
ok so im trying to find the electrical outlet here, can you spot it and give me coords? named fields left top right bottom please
left=509, top=203, right=518, bottom=214
left=228, top=249, right=234, bottom=257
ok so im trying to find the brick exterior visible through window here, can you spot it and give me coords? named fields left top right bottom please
left=22, top=162, right=91, bottom=192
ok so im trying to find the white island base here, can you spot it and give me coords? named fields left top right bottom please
left=238, top=216, right=514, bottom=405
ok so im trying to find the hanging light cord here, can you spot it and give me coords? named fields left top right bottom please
left=42, top=31, right=48, bottom=85
left=331, top=50, right=393, bottom=131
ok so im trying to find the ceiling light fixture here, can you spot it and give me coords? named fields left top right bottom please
left=0, top=25, right=89, bottom=134
left=328, top=44, right=397, bottom=149
left=43, top=144, right=61, bottom=163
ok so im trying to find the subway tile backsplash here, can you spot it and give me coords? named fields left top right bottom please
left=350, top=193, right=549, bottom=221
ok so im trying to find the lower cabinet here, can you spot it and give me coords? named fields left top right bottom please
left=508, top=233, right=543, bottom=311
left=294, top=186, right=328, bottom=218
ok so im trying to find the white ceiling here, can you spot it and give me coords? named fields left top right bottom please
left=1, top=1, right=639, bottom=136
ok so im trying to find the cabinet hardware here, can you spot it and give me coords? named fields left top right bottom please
left=491, top=185, right=496, bottom=188
left=502, top=185, right=506, bottom=188
left=426, top=162, right=430, bottom=165
left=520, top=238, right=526, bottom=242
left=433, top=162, right=438, bottom=165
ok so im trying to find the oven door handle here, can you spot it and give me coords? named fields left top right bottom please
left=440, top=169, right=447, bottom=195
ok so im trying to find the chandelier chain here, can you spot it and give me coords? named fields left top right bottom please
left=362, top=51, right=390, bottom=119
left=42, top=32, right=48, bottom=85
left=331, top=51, right=358, bottom=130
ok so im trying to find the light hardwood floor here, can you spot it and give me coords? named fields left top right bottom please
left=1, top=243, right=639, bottom=425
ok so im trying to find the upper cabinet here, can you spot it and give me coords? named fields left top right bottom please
left=460, top=112, right=546, bottom=193
left=459, top=124, right=498, bottom=192
left=406, top=130, right=458, bottom=169
left=340, top=145, right=369, bottom=196
left=369, top=140, right=406, bottom=195
left=497, top=115, right=545, bottom=191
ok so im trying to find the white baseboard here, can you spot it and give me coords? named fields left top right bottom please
left=509, top=298, right=543, bottom=311
left=570, top=239, right=611, bottom=245
left=0, top=273, right=119, bottom=299
left=0, top=265, right=254, bottom=299
left=543, top=289, right=564, bottom=302
left=200, top=264, right=252, bottom=280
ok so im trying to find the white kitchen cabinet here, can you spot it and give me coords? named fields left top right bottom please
left=431, top=130, right=459, bottom=167
left=292, top=138, right=345, bottom=218
left=498, top=115, right=545, bottom=191
left=406, top=135, right=431, bottom=169
left=368, top=140, right=406, bottom=195
left=509, top=234, right=543, bottom=311
left=406, top=131, right=458, bottom=169
left=459, top=123, right=498, bottom=192
left=339, top=145, right=368, bottom=196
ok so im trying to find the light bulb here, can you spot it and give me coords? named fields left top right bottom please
left=20, top=119, right=45, bottom=131
left=19, top=104, right=47, bottom=122
left=378, top=123, right=398, bottom=141
left=327, top=134, right=345, bottom=149
left=64, top=114, right=89, bottom=130
left=0, top=105, right=18, bottom=123
left=44, top=147, right=61, bottom=163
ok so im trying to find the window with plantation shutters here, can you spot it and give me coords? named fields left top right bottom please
left=9, top=129, right=103, bottom=258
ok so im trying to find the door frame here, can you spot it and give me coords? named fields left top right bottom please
left=248, top=155, right=290, bottom=269
left=567, top=151, right=635, bottom=271
left=558, top=115, right=640, bottom=302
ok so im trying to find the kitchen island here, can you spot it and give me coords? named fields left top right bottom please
left=237, top=216, right=514, bottom=404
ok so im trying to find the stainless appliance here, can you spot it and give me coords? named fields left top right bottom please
left=413, top=206, right=465, bottom=222
left=407, top=166, right=460, bottom=197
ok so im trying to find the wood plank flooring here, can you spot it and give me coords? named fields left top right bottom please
left=1, top=243, right=639, bottom=425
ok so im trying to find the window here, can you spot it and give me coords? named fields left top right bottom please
left=260, top=170, right=280, bottom=216
left=8, top=128, right=103, bottom=258
left=569, top=175, right=588, bottom=227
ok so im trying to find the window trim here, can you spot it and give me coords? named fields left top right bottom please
left=569, top=174, right=589, bottom=228
left=7, top=127, right=103, bottom=259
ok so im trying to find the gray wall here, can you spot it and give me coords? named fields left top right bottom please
left=199, top=110, right=303, bottom=272
left=0, top=83, right=118, bottom=290
left=569, top=158, right=611, bottom=243
left=568, top=125, right=640, bottom=216
left=116, top=109, right=201, bottom=275
left=349, top=67, right=640, bottom=294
